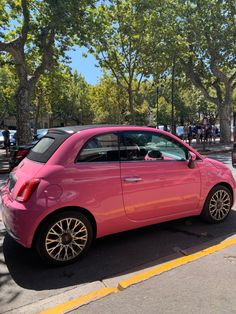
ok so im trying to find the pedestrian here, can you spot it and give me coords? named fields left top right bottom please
left=212, top=125, right=217, bottom=143
left=2, top=125, right=10, bottom=157
left=206, top=124, right=212, bottom=144
left=183, top=124, right=189, bottom=142
left=188, top=125, right=193, bottom=145
left=196, top=123, right=202, bottom=144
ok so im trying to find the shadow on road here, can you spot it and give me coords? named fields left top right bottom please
left=2, top=210, right=236, bottom=294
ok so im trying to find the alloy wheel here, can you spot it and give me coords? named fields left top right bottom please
left=45, top=217, right=88, bottom=261
left=209, top=189, right=231, bottom=221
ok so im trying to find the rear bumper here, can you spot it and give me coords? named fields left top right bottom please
left=1, top=187, right=37, bottom=248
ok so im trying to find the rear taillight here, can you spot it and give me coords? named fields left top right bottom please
left=16, top=149, right=29, bottom=158
left=16, top=178, right=40, bottom=202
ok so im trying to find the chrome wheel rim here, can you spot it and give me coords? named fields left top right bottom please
left=209, top=190, right=231, bottom=221
left=45, top=218, right=88, bottom=261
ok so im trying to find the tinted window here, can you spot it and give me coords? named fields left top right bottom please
left=77, top=133, right=119, bottom=162
left=120, top=131, right=188, bottom=161
left=31, top=137, right=54, bottom=153
left=27, top=132, right=71, bottom=163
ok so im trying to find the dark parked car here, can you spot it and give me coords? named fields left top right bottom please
left=9, top=129, right=48, bottom=170
left=9, top=140, right=38, bottom=171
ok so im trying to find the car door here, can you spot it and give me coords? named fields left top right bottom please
left=75, top=132, right=125, bottom=228
left=120, top=131, right=201, bottom=221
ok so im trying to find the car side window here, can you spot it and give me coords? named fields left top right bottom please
left=120, top=131, right=188, bottom=161
left=77, top=133, right=119, bottom=162
left=150, top=134, right=188, bottom=160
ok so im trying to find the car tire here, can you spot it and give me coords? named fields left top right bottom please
left=35, top=211, right=93, bottom=266
left=201, top=185, right=232, bottom=223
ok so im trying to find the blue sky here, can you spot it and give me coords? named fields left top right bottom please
left=67, top=47, right=102, bottom=85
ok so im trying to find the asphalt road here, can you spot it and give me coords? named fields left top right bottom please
left=0, top=152, right=236, bottom=314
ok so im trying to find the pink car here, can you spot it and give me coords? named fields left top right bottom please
left=1, top=125, right=235, bottom=266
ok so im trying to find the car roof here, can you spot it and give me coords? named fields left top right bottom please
left=48, top=124, right=141, bottom=135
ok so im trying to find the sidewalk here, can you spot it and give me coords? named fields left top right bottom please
left=191, top=140, right=233, bottom=155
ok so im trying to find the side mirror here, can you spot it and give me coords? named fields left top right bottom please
left=147, top=150, right=162, bottom=159
left=188, top=151, right=196, bottom=169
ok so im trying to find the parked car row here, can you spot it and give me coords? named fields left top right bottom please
left=9, top=129, right=48, bottom=170
left=9, top=140, right=38, bottom=171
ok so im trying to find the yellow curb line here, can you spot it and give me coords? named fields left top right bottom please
left=39, top=237, right=236, bottom=314
left=40, top=287, right=118, bottom=314
left=118, top=237, right=236, bottom=289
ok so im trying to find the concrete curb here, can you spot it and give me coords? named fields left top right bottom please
left=8, top=282, right=106, bottom=314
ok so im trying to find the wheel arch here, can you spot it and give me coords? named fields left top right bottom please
left=32, top=206, right=97, bottom=247
left=200, top=182, right=234, bottom=223
left=214, top=182, right=234, bottom=204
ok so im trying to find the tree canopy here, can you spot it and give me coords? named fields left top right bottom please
left=0, top=0, right=95, bottom=143
left=0, top=0, right=235, bottom=143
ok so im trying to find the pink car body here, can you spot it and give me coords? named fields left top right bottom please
left=1, top=125, right=235, bottom=264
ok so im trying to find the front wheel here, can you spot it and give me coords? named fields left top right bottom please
left=201, top=185, right=232, bottom=223
left=35, top=211, right=93, bottom=266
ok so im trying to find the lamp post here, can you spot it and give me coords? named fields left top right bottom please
left=153, top=80, right=164, bottom=128
left=156, top=85, right=159, bottom=128
left=171, top=55, right=176, bottom=134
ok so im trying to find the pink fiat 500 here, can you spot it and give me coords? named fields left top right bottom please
left=1, top=125, right=235, bottom=265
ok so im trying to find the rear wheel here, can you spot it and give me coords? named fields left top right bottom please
left=35, top=211, right=93, bottom=266
left=201, top=185, right=232, bottom=223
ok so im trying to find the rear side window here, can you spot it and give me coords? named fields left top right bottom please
left=77, top=133, right=119, bottom=162
left=31, top=138, right=54, bottom=154
left=27, top=133, right=70, bottom=163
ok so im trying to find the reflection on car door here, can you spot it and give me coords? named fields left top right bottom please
left=120, top=131, right=201, bottom=221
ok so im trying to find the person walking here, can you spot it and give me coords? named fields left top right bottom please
left=196, top=123, right=202, bottom=144
left=183, top=124, right=189, bottom=143
left=206, top=123, right=212, bottom=144
left=212, top=125, right=217, bottom=143
left=2, top=125, right=10, bottom=157
left=188, top=125, right=193, bottom=145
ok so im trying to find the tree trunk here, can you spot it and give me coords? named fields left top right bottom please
left=0, top=109, right=7, bottom=126
left=34, top=96, right=40, bottom=134
left=128, top=87, right=135, bottom=124
left=218, top=102, right=231, bottom=143
left=15, top=84, right=33, bottom=145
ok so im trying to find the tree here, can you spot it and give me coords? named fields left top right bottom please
left=88, top=0, right=153, bottom=124
left=67, top=71, right=93, bottom=125
left=173, top=0, right=236, bottom=142
left=0, top=0, right=95, bottom=144
left=32, top=66, right=93, bottom=127
left=0, top=64, right=17, bottom=123
left=89, top=74, right=128, bottom=124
